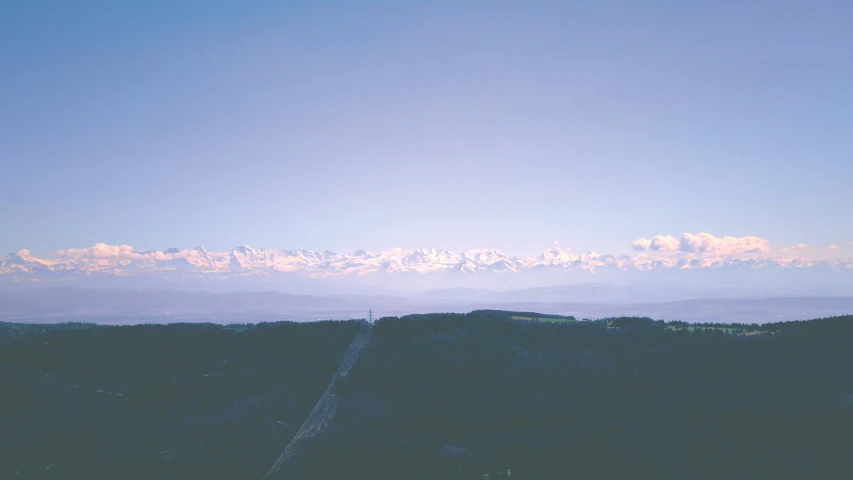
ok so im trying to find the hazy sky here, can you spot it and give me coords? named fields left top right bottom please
left=2, top=1, right=852, bottom=257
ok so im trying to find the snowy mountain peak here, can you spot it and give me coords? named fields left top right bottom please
left=234, top=245, right=256, bottom=254
left=2, top=243, right=852, bottom=283
left=7, top=250, right=34, bottom=264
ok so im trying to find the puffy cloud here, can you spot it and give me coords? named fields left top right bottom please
left=632, top=233, right=770, bottom=255
left=631, top=239, right=651, bottom=251
left=679, top=233, right=770, bottom=254
left=632, top=235, right=679, bottom=251
left=57, top=243, right=137, bottom=259
left=780, top=243, right=808, bottom=253
left=827, top=244, right=841, bottom=251
left=651, top=235, right=680, bottom=251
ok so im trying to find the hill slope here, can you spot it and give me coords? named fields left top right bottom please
left=3, top=313, right=853, bottom=479
left=0, top=320, right=361, bottom=479
left=292, top=313, right=853, bottom=479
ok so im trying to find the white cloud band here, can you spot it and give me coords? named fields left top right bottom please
left=632, top=232, right=770, bottom=255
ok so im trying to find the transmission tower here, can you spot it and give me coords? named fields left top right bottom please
left=368, top=309, right=374, bottom=324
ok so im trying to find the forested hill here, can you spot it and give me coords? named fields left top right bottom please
left=2, top=312, right=853, bottom=479
left=294, top=312, right=853, bottom=480
left=0, top=320, right=362, bottom=479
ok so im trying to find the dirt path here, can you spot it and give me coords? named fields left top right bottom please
left=261, top=321, right=371, bottom=479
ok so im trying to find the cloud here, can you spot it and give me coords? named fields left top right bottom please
left=827, top=244, right=841, bottom=251
left=632, top=233, right=770, bottom=255
left=651, top=235, right=680, bottom=251
left=780, top=243, right=808, bottom=253
left=632, top=235, right=679, bottom=251
left=631, top=239, right=651, bottom=251
left=57, top=243, right=137, bottom=259
left=679, top=233, right=770, bottom=254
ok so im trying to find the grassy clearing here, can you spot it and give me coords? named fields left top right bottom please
left=665, top=326, right=773, bottom=335
left=510, top=316, right=575, bottom=323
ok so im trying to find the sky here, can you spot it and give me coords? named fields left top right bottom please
left=2, top=0, right=852, bottom=258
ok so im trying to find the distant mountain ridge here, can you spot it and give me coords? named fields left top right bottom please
left=3, top=244, right=852, bottom=285
left=2, top=287, right=853, bottom=325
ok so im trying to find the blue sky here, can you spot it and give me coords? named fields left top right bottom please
left=2, top=0, right=852, bottom=257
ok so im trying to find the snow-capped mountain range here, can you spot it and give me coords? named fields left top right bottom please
left=2, top=243, right=852, bottom=284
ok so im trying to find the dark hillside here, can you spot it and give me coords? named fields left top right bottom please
left=0, top=320, right=361, bottom=479
left=3, top=313, right=853, bottom=479
left=292, top=312, right=853, bottom=480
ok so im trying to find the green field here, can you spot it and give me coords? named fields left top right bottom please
left=510, top=315, right=575, bottom=323
left=470, top=310, right=577, bottom=323
left=664, top=325, right=774, bottom=335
